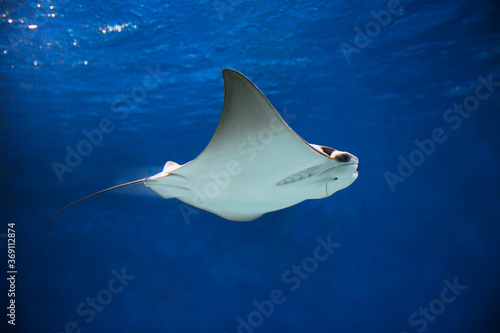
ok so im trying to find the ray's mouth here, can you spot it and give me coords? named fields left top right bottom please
left=319, top=163, right=359, bottom=179
left=334, top=162, right=358, bottom=170
left=336, top=162, right=359, bottom=178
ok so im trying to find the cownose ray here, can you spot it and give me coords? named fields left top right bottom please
left=47, top=69, right=359, bottom=238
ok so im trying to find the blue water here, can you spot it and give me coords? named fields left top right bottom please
left=1, top=0, right=500, bottom=332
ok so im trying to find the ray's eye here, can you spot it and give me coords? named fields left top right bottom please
left=322, top=146, right=335, bottom=156
left=335, top=153, right=351, bottom=163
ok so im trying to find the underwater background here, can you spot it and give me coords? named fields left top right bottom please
left=1, top=0, right=500, bottom=332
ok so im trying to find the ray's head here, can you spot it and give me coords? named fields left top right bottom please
left=310, top=144, right=359, bottom=196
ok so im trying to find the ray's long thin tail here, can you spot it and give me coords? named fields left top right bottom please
left=46, top=178, right=147, bottom=242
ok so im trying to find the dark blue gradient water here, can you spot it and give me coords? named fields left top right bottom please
left=1, top=0, right=499, bottom=332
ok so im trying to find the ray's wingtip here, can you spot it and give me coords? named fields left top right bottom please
left=222, top=68, right=242, bottom=77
